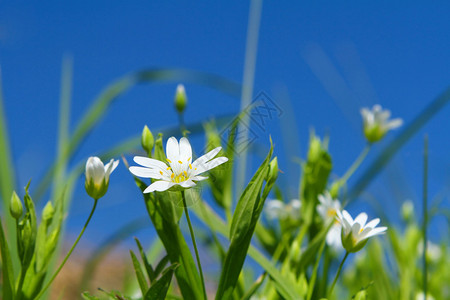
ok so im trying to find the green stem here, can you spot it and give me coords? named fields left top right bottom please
left=306, top=236, right=327, bottom=300
left=35, top=198, right=98, bottom=300
left=181, top=191, right=207, bottom=300
left=422, top=135, right=428, bottom=296
left=328, top=251, right=349, bottom=297
left=340, top=145, right=371, bottom=184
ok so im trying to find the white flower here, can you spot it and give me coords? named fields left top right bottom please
left=85, top=157, right=119, bottom=199
left=129, top=137, right=228, bottom=193
left=265, top=199, right=301, bottom=221
left=360, top=104, right=403, bottom=143
left=415, top=292, right=435, bottom=300
left=336, top=210, right=387, bottom=253
left=317, top=192, right=343, bottom=251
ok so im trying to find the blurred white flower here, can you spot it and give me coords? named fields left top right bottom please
left=85, top=157, right=119, bottom=199
left=360, top=104, right=403, bottom=143
left=336, top=210, right=387, bottom=253
left=265, top=199, right=301, bottom=221
left=317, top=192, right=343, bottom=251
left=130, top=136, right=228, bottom=193
left=418, top=240, right=442, bottom=262
left=415, top=291, right=435, bottom=300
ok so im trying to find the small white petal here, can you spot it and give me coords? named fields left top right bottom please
left=354, top=212, right=368, bottom=227
left=179, top=137, right=193, bottom=164
left=193, top=156, right=228, bottom=175
left=191, top=175, right=208, bottom=181
left=134, top=156, right=169, bottom=172
left=365, top=218, right=380, bottom=229
left=192, top=147, right=222, bottom=168
left=86, top=157, right=105, bottom=185
left=166, top=137, right=180, bottom=162
left=364, top=226, right=387, bottom=238
left=129, top=166, right=165, bottom=180
left=179, top=180, right=196, bottom=189
left=104, top=159, right=119, bottom=181
left=342, top=210, right=354, bottom=224
left=144, top=181, right=175, bottom=193
left=386, top=118, right=403, bottom=130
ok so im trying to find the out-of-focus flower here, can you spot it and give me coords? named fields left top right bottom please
left=317, top=192, right=343, bottom=251
left=265, top=199, right=301, bottom=221
left=85, top=157, right=119, bottom=199
left=415, top=291, right=435, bottom=300
left=418, top=240, right=442, bottom=262
left=336, top=210, right=387, bottom=253
left=360, top=104, right=402, bottom=143
left=130, top=136, right=228, bottom=193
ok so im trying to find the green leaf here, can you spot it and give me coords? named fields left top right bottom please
left=190, top=199, right=299, bottom=300
left=144, top=264, right=178, bottom=300
left=153, top=254, right=170, bottom=279
left=130, top=250, right=149, bottom=295
left=216, top=143, right=274, bottom=300
left=134, top=237, right=155, bottom=284
left=240, top=272, right=267, bottom=300
left=0, top=216, right=15, bottom=300
left=81, top=292, right=101, bottom=300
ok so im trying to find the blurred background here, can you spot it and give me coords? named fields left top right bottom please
left=0, top=1, right=449, bottom=293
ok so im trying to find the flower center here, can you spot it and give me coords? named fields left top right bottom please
left=327, top=208, right=337, bottom=218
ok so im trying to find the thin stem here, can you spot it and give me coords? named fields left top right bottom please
left=340, top=145, right=371, bottom=184
left=422, top=135, right=428, bottom=296
left=328, top=251, right=349, bottom=297
left=178, top=112, right=186, bottom=134
left=306, top=236, right=327, bottom=300
left=35, top=198, right=99, bottom=300
left=181, top=191, right=207, bottom=300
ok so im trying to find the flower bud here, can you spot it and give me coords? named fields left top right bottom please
left=401, top=200, right=415, bottom=222
left=42, top=201, right=55, bottom=222
left=174, top=84, right=187, bottom=113
left=10, top=191, right=23, bottom=219
left=85, top=156, right=119, bottom=199
left=266, top=157, right=279, bottom=184
left=141, top=125, right=154, bottom=155
left=308, top=135, right=322, bottom=163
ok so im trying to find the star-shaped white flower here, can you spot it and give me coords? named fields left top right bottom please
left=317, top=192, right=343, bottom=251
left=336, top=210, right=387, bottom=253
left=360, top=104, right=403, bottom=143
left=265, top=199, right=301, bottom=221
left=129, top=137, right=228, bottom=193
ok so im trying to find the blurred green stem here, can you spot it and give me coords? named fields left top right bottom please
left=35, top=198, right=98, bottom=300
left=422, top=135, right=428, bottom=296
left=340, top=145, right=370, bottom=185
left=329, top=251, right=349, bottom=297
left=181, top=190, right=207, bottom=300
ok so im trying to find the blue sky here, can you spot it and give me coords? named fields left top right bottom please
left=1, top=2, right=449, bottom=246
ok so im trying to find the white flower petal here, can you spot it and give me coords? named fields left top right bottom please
left=179, top=137, right=192, bottom=164
left=129, top=166, right=166, bottom=180
left=179, top=180, right=196, bottom=189
left=86, top=157, right=105, bottom=185
left=191, top=175, right=208, bottom=181
left=354, top=212, right=368, bottom=227
left=134, top=156, right=169, bottom=172
left=386, top=118, right=403, bottom=130
left=342, top=210, right=354, bottom=224
left=365, top=218, right=380, bottom=229
left=166, top=137, right=180, bottom=162
left=144, top=181, right=175, bottom=193
left=192, top=146, right=222, bottom=168
left=364, top=226, right=387, bottom=238
left=193, top=156, right=228, bottom=175
left=104, top=159, right=119, bottom=181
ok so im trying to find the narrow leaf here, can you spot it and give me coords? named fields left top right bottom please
left=144, top=264, right=178, bottom=300
left=130, top=250, right=148, bottom=295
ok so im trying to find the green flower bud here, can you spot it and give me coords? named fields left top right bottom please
left=85, top=156, right=119, bottom=199
left=401, top=200, right=414, bottom=222
left=42, top=201, right=55, bottom=223
left=10, top=191, right=23, bottom=219
left=141, top=125, right=154, bottom=155
left=266, top=157, right=279, bottom=184
left=308, top=135, right=322, bottom=163
left=329, top=181, right=341, bottom=199
left=174, top=84, right=187, bottom=113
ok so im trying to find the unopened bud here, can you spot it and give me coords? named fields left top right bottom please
left=141, top=125, right=154, bottom=155
left=308, top=136, right=322, bottom=162
left=10, top=191, right=23, bottom=219
left=401, top=200, right=414, bottom=222
left=174, top=84, right=187, bottom=113
left=42, top=201, right=55, bottom=222
left=267, top=157, right=279, bottom=184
